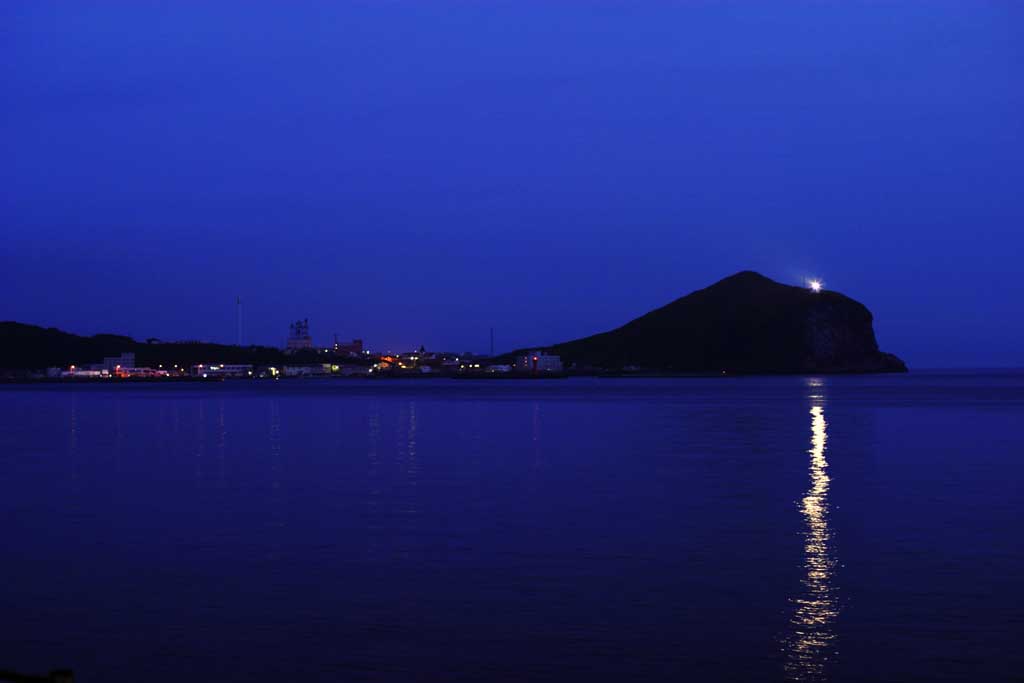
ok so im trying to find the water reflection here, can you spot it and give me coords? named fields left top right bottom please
left=67, top=394, right=80, bottom=508
left=397, top=401, right=420, bottom=559
left=216, top=400, right=227, bottom=485
left=366, top=401, right=382, bottom=561
left=267, top=400, right=285, bottom=544
left=532, top=401, right=543, bottom=471
left=195, top=399, right=206, bottom=484
left=784, top=395, right=838, bottom=680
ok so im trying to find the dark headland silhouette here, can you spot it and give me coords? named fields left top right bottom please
left=510, top=271, right=907, bottom=374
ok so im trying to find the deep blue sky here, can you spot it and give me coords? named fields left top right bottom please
left=2, top=2, right=1022, bottom=366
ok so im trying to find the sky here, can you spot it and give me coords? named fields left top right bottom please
left=2, top=1, right=1022, bottom=367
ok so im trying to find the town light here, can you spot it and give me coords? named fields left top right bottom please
left=808, top=279, right=823, bottom=293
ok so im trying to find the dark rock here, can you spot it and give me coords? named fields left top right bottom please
left=535, top=271, right=907, bottom=374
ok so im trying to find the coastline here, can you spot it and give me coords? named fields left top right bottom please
left=0, top=368, right=911, bottom=385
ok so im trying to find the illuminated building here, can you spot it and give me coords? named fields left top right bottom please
left=283, top=365, right=331, bottom=377
left=101, top=352, right=135, bottom=372
left=191, top=363, right=253, bottom=378
left=515, top=351, right=563, bottom=373
left=115, top=367, right=169, bottom=378
left=61, top=367, right=108, bottom=378
left=333, top=338, right=363, bottom=356
left=286, top=319, right=313, bottom=351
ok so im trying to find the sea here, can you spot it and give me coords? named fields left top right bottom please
left=0, top=373, right=1021, bottom=682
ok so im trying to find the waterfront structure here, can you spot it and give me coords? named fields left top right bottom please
left=335, top=365, right=371, bottom=377
left=283, top=365, right=331, bottom=377
left=286, top=319, right=313, bottom=351
left=115, top=367, right=169, bottom=378
left=191, top=363, right=253, bottom=378
left=61, top=367, right=108, bottom=378
left=333, top=337, right=363, bottom=356
left=486, top=364, right=513, bottom=373
left=101, top=352, right=135, bottom=372
left=515, top=351, right=563, bottom=374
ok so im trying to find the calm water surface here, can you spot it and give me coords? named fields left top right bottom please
left=1, top=374, right=1021, bottom=682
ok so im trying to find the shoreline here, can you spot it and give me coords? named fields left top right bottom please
left=0, top=368, right=911, bottom=385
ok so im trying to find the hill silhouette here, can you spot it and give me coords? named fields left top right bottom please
left=0, top=322, right=320, bottom=371
left=518, top=271, right=906, bottom=374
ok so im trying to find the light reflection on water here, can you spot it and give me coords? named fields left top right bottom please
left=785, top=382, right=838, bottom=681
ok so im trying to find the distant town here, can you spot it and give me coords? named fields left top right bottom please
left=36, top=318, right=565, bottom=382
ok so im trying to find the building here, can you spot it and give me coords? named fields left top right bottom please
left=286, top=319, right=313, bottom=351
left=116, top=367, right=169, bottom=378
left=191, top=364, right=253, bottom=378
left=283, top=364, right=331, bottom=377
left=61, top=366, right=108, bottom=378
left=335, top=365, right=371, bottom=376
left=486, top=364, right=513, bottom=374
left=515, top=350, right=563, bottom=374
left=333, top=337, right=363, bottom=357
left=101, top=353, right=135, bottom=372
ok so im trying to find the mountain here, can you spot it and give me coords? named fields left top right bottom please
left=523, top=271, right=907, bottom=374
